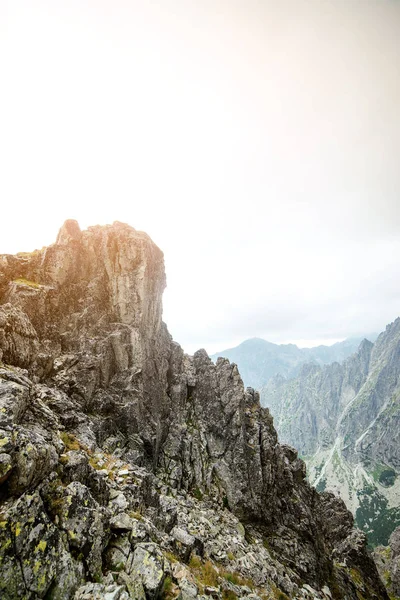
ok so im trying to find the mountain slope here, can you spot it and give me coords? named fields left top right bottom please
left=0, top=220, right=387, bottom=599
left=374, top=526, right=400, bottom=596
left=261, top=323, right=400, bottom=546
left=211, top=336, right=375, bottom=388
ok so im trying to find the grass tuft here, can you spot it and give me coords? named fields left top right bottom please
left=161, top=575, right=175, bottom=600
left=13, top=278, right=41, bottom=289
left=60, top=432, right=81, bottom=451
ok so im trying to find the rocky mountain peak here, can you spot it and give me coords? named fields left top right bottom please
left=56, top=219, right=82, bottom=245
left=0, top=222, right=389, bottom=599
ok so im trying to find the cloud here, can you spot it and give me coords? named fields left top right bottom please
left=1, top=0, right=399, bottom=355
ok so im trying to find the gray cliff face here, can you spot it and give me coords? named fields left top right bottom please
left=262, top=325, right=400, bottom=547
left=0, top=221, right=388, bottom=599
left=261, top=340, right=373, bottom=458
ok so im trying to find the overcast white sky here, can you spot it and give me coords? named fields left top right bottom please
left=1, top=0, right=400, bottom=354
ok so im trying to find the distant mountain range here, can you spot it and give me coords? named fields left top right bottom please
left=211, top=335, right=377, bottom=389
left=261, top=319, right=400, bottom=546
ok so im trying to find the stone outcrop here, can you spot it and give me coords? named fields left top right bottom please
left=0, top=221, right=388, bottom=599
left=374, top=526, right=400, bottom=597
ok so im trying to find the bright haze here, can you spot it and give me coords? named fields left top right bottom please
left=1, top=1, right=400, bottom=354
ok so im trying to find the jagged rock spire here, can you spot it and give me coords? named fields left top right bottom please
left=56, top=219, right=82, bottom=245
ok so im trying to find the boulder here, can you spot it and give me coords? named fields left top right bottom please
left=126, top=543, right=165, bottom=599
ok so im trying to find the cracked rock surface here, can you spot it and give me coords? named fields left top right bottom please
left=0, top=221, right=388, bottom=599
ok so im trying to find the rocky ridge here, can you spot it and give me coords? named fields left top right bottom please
left=0, top=221, right=388, bottom=599
left=261, top=323, right=400, bottom=547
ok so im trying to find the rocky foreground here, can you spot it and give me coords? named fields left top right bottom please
left=0, top=221, right=389, bottom=599
left=374, top=527, right=400, bottom=597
